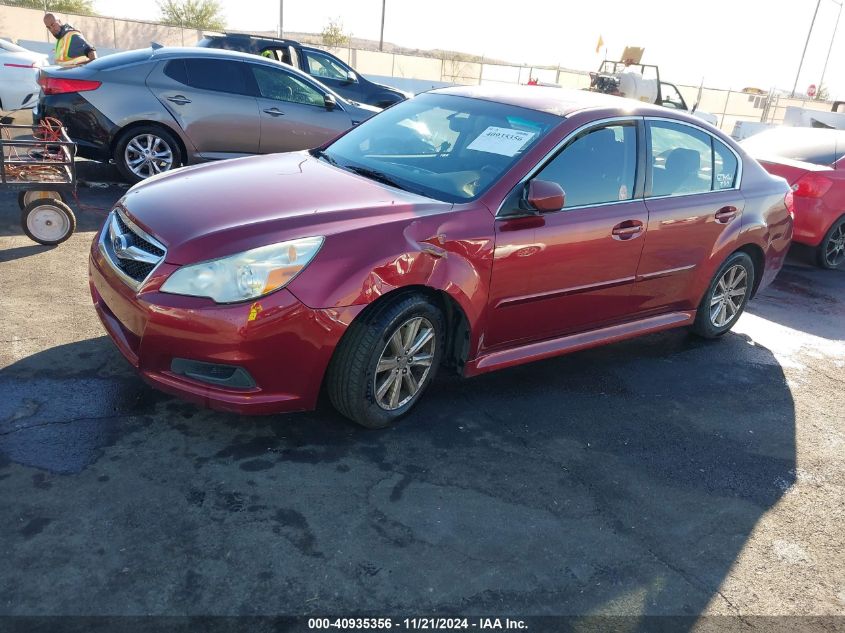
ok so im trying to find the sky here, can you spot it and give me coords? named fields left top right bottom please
left=94, top=0, right=845, bottom=98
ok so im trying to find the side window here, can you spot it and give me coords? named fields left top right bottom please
left=534, top=123, right=638, bottom=208
left=251, top=65, right=325, bottom=107
left=648, top=121, right=712, bottom=197
left=714, top=139, right=739, bottom=190
left=260, top=48, right=294, bottom=66
left=304, top=51, right=348, bottom=80
left=163, top=59, right=187, bottom=84
left=660, top=83, right=686, bottom=110
left=184, top=59, right=251, bottom=96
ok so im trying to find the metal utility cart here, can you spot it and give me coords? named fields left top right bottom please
left=1, top=118, right=77, bottom=245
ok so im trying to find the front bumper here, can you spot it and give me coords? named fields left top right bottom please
left=89, top=232, right=363, bottom=415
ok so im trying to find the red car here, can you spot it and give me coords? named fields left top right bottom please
left=743, top=127, right=845, bottom=269
left=89, top=86, right=793, bottom=428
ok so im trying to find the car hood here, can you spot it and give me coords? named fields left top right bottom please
left=119, top=152, right=451, bottom=265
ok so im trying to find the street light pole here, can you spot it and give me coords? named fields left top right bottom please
left=379, top=0, right=386, bottom=51
left=792, top=0, right=822, bottom=97
left=279, top=0, right=284, bottom=38
left=818, top=0, right=843, bottom=99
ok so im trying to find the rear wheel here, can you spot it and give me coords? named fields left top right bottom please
left=114, top=125, right=181, bottom=184
left=326, top=293, right=444, bottom=429
left=691, top=252, right=755, bottom=338
left=816, top=215, right=845, bottom=269
left=21, top=198, right=76, bottom=245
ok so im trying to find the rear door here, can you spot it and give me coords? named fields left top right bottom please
left=146, top=57, right=260, bottom=158
left=247, top=62, right=354, bottom=154
left=632, top=119, right=744, bottom=315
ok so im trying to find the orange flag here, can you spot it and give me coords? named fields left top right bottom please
left=595, top=35, right=604, bottom=54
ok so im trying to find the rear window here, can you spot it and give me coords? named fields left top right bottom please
left=183, top=58, right=251, bottom=95
left=742, top=129, right=845, bottom=166
left=84, top=49, right=152, bottom=70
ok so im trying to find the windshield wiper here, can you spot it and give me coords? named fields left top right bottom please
left=345, top=166, right=409, bottom=191
left=310, top=148, right=339, bottom=167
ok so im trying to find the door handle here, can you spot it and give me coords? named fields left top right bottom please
left=166, top=95, right=191, bottom=105
left=263, top=107, right=285, bottom=116
left=715, top=206, right=738, bottom=224
left=611, top=220, right=644, bottom=240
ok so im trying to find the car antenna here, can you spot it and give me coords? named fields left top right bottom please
left=151, top=41, right=164, bottom=50
left=692, top=78, right=704, bottom=114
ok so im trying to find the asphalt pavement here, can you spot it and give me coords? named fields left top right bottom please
left=0, top=169, right=843, bottom=630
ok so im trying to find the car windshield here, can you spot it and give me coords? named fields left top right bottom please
left=320, top=93, right=560, bottom=202
left=742, top=129, right=845, bottom=166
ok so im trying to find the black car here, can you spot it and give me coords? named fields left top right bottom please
left=197, top=33, right=411, bottom=109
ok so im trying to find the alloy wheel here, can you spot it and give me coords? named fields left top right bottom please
left=373, top=316, right=436, bottom=411
left=124, top=133, right=174, bottom=179
left=709, top=264, right=749, bottom=328
left=824, top=223, right=845, bottom=268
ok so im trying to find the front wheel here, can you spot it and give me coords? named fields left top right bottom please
left=691, top=252, right=755, bottom=338
left=816, top=215, right=845, bottom=269
left=326, top=294, right=444, bottom=429
left=114, top=125, right=181, bottom=184
left=21, top=198, right=76, bottom=245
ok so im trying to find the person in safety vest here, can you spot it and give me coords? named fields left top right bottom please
left=43, top=13, right=97, bottom=66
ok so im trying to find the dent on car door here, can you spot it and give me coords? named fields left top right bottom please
left=146, top=58, right=260, bottom=157
left=249, top=63, right=352, bottom=154
left=633, top=119, right=744, bottom=315
left=486, top=120, right=649, bottom=349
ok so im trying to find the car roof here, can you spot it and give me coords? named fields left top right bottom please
left=204, top=32, right=302, bottom=47
left=744, top=126, right=845, bottom=144
left=429, top=84, right=676, bottom=118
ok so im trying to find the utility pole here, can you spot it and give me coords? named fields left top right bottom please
left=818, top=0, right=843, bottom=99
left=379, top=0, right=386, bottom=51
left=278, top=0, right=284, bottom=38
left=792, top=0, right=822, bottom=97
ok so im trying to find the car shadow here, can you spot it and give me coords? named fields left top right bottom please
left=748, top=252, right=844, bottom=340
left=0, top=327, right=795, bottom=624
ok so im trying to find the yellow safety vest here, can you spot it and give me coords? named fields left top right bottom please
left=54, top=30, right=90, bottom=67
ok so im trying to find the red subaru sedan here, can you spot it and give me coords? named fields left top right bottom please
left=742, top=127, right=845, bottom=269
left=89, top=86, right=793, bottom=428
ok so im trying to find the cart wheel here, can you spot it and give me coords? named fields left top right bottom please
left=21, top=198, right=76, bottom=245
left=17, top=189, right=66, bottom=211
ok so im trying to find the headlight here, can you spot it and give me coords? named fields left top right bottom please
left=161, top=237, right=324, bottom=303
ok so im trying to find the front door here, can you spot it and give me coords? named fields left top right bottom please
left=300, top=48, right=363, bottom=103
left=486, top=120, right=648, bottom=349
left=147, top=57, right=260, bottom=158
left=247, top=63, right=355, bottom=154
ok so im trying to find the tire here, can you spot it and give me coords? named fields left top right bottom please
left=690, top=251, right=755, bottom=339
left=815, top=215, right=845, bottom=270
left=21, top=198, right=76, bottom=245
left=17, top=189, right=66, bottom=211
left=326, top=293, right=444, bottom=429
left=114, top=125, right=182, bottom=184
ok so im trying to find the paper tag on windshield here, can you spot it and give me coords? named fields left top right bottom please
left=467, top=127, right=535, bottom=157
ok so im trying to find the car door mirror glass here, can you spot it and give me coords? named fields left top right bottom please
left=324, top=93, right=337, bottom=110
left=527, top=179, right=565, bottom=212
left=346, top=71, right=358, bottom=84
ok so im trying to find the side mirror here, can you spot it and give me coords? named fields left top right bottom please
left=345, top=70, right=358, bottom=84
left=526, top=180, right=565, bottom=212
left=324, top=93, right=337, bottom=110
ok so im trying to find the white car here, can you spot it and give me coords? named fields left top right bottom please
left=0, top=39, right=48, bottom=111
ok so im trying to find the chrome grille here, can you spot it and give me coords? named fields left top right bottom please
left=99, top=209, right=166, bottom=288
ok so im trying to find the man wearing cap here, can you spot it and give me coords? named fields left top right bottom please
left=43, top=13, right=96, bottom=66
